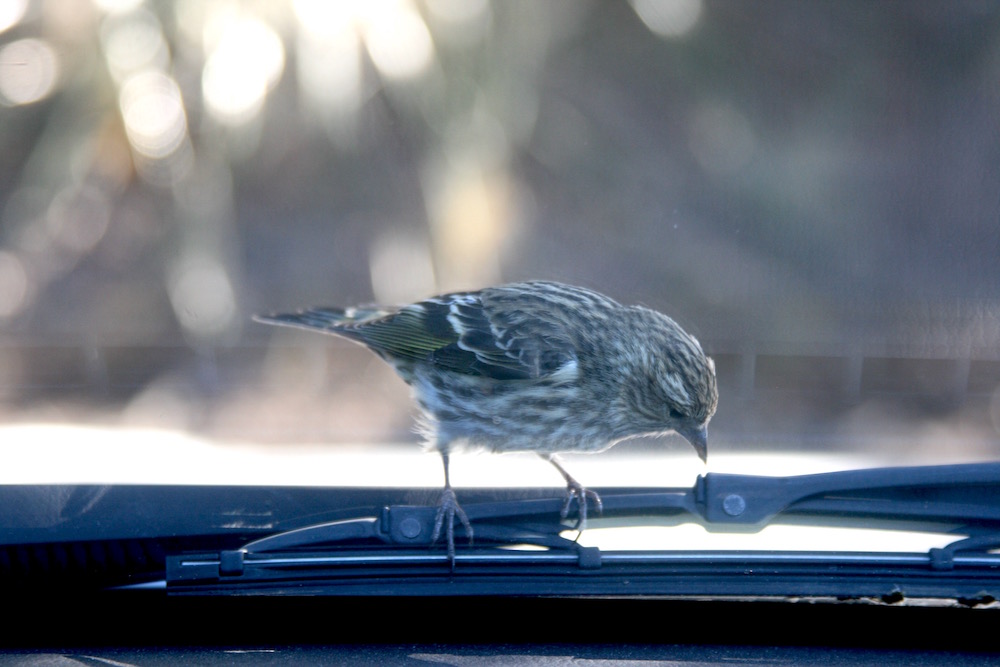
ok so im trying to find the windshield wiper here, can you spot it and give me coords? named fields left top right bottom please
left=166, top=462, right=1000, bottom=602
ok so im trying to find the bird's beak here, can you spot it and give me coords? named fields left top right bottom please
left=678, top=424, right=708, bottom=463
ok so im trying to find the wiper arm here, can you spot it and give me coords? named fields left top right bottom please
left=697, top=461, right=1000, bottom=526
left=232, top=460, right=1000, bottom=544
left=166, top=462, right=1000, bottom=600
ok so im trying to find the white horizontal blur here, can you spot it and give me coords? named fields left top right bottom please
left=576, top=522, right=957, bottom=553
left=0, top=423, right=888, bottom=487
left=0, top=423, right=961, bottom=553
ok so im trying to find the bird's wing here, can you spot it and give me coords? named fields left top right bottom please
left=256, top=291, right=577, bottom=381
left=426, top=291, right=578, bottom=381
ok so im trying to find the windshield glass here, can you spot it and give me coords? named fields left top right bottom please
left=1, top=1, right=998, bottom=562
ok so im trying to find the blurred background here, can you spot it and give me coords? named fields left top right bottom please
left=1, top=0, right=1000, bottom=479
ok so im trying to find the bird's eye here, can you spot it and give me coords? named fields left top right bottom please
left=668, top=407, right=684, bottom=420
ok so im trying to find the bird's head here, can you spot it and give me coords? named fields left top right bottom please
left=620, top=308, right=719, bottom=462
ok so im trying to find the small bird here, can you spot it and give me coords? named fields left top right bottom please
left=255, top=280, right=718, bottom=560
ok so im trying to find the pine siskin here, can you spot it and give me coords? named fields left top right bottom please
left=256, top=280, right=718, bottom=560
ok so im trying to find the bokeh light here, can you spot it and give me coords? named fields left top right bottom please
left=46, top=186, right=111, bottom=255
left=293, top=0, right=436, bottom=83
left=425, top=155, right=514, bottom=290
left=424, top=0, right=491, bottom=47
left=369, top=231, right=437, bottom=305
left=118, top=70, right=188, bottom=159
left=0, top=250, right=29, bottom=318
left=99, top=7, right=169, bottom=82
left=361, top=0, right=435, bottom=81
left=168, top=254, right=238, bottom=340
left=202, top=15, right=285, bottom=125
left=0, top=0, right=28, bottom=34
left=630, top=0, right=702, bottom=38
left=689, top=103, right=756, bottom=175
left=0, top=38, right=59, bottom=106
left=91, top=0, right=144, bottom=15
left=293, top=1, right=363, bottom=144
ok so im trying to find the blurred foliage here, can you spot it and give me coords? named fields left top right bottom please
left=1, top=0, right=999, bottom=455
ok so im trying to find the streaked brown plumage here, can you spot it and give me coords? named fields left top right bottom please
left=256, top=280, right=718, bottom=560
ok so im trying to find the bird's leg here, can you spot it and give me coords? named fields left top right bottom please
left=430, top=451, right=473, bottom=564
left=543, top=454, right=603, bottom=530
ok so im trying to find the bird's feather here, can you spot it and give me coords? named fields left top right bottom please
left=256, top=287, right=580, bottom=382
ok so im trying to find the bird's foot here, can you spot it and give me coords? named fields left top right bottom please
left=560, top=479, right=603, bottom=530
left=431, top=486, right=473, bottom=565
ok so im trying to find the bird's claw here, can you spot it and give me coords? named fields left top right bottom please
left=560, top=480, right=603, bottom=530
left=431, top=486, right=473, bottom=564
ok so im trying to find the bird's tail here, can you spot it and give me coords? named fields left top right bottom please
left=253, top=305, right=393, bottom=334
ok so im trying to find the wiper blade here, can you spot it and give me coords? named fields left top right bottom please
left=166, top=462, right=1000, bottom=600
